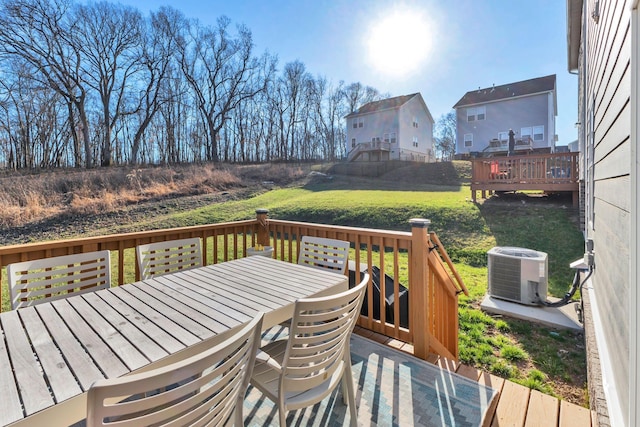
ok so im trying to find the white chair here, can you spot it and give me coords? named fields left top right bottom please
left=250, top=273, right=369, bottom=426
left=87, top=313, right=264, bottom=427
left=136, top=237, right=202, bottom=280
left=297, top=236, right=350, bottom=274
left=7, top=250, right=111, bottom=310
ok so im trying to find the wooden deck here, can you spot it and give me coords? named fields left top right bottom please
left=354, top=326, right=595, bottom=427
left=470, top=153, right=580, bottom=206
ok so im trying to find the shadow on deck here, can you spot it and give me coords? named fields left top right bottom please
left=352, top=327, right=594, bottom=427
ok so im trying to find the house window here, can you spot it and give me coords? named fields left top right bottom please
left=413, top=117, right=419, bottom=128
left=467, top=106, right=486, bottom=122
left=351, top=138, right=356, bottom=148
left=384, top=133, right=397, bottom=144
left=464, top=133, right=473, bottom=147
left=521, top=127, right=532, bottom=141
left=498, top=131, right=509, bottom=142
left=412, top=136, right=419, bottom=147
left=352, top=119, right=357, bottom=129
left=533, top=125, right=544, bottom=141
left=358, top=118, right=363, bottom=128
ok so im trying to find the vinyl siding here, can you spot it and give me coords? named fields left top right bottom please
left=581, top=0, right=631, bottom=424
left=398, top=97, right=434, bottom=156
left=455, top=93, right=553, bottom=154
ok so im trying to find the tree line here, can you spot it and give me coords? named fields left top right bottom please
left=0, top=0, right=398, bottom=169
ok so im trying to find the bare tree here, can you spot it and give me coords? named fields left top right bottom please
left=311, top=77, right=347, bottom=161
left=0, top=0, right=93, bottom=167
left=177, top=16, right=274, bottom=162
left=343, top=82, right=383, bottom=114
left=129, top=6, right=180, bottom=164
left=434, top=111, right=457, bottom=161
left=75, top=1, right=143, bottom=166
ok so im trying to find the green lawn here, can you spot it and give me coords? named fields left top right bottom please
left=2, top=166, right=588, bottom=404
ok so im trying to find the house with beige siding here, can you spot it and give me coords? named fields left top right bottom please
left=345, top=93, right=435, bottom=162
left=567, top=0, right=639, bottom=425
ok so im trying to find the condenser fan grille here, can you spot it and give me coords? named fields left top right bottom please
left=489, top=255, right=521, bottom=301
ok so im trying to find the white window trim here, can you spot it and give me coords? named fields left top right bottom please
left=476, top=106, right=486, bottom=120
left=533, top=125, right=545, bottom=141
left=467, top=106, right=485, bottom=122
left=467, top=108, right=476, bottom=122
left=464, top=133, right=473, bottom=147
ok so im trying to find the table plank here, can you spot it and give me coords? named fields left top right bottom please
left=199, top=261, right=313, bottom=302
left=66, top=295, right=150, bottom=371
left=124, top=283, right=220, bottom=339
left=150, top=276, right=251, bottom=326
left=248, top=256, right=346, bottom=289
left=51, top=299, right=129, bottom=378
left=109, top=286, right=199, bottom=347
left=83, top=291, right=172, bottom=360
left=1, top=311, right=53, bottom=415
left=0, top=325, right=24, bottom=425
left=35, top=304, right=103, bottom=390
left=185, top=268, right=287, bottom=310
left=181, top=269, right=283, bottom=314
left=18, top=307, right=81, bottom=402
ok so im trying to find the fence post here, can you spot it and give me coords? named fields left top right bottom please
left=256, top=208, right=270, bottom=247
left=410, top=218, right=431, bottom=359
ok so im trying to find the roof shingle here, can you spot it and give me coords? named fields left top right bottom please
left=453, top=75, right=556, bottom=108
left=345, top=93, right=418, bottom=118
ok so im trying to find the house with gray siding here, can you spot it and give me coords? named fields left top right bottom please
left=345, top=93, right=435, bottom=162
left=567, top=0, right=639, bottom=426
left=453, top=75, right=557, bottom=156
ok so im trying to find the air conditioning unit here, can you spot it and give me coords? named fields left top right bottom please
left=487, top=246, right=548, bottom=306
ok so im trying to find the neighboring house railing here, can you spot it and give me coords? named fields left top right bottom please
left=0, top=210, right=466, bottom=361
left=470, top=152, right=580, bottom=204
left=483, top=136, right=533, bottom=154
left=347, top=141, right=391, bottom=161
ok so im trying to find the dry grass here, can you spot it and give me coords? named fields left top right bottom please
left=0, top=163, right=303, bottom=227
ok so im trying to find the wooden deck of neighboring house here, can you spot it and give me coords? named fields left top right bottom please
left=470, top=152, right=580, bottom=206
left=355, top=326, right=596, bottom=427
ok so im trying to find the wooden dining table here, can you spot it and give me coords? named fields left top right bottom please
left=0, top=255, right=348, bottom=427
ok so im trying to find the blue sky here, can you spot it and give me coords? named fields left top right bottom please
left=125, top=0, right=578, bottom=145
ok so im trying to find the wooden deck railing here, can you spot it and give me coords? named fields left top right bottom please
left=470, top=152, right=580, bottom=205
left=0, top=210, right=467, bottom=361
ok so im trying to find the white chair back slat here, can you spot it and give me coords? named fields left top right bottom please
left=87, top=313, right=263, bottom=427
left=8, top=250, right=111, bottom=310
left=250, top=273, right=369, bottom=426
left=297, top=236, right=350, bottom=274
left=136, top=237, right=202, bottom=280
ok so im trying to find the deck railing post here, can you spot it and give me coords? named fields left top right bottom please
left=255, top=208, right=270, bottom=247
left=410, top=218, right=431, bottom=359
